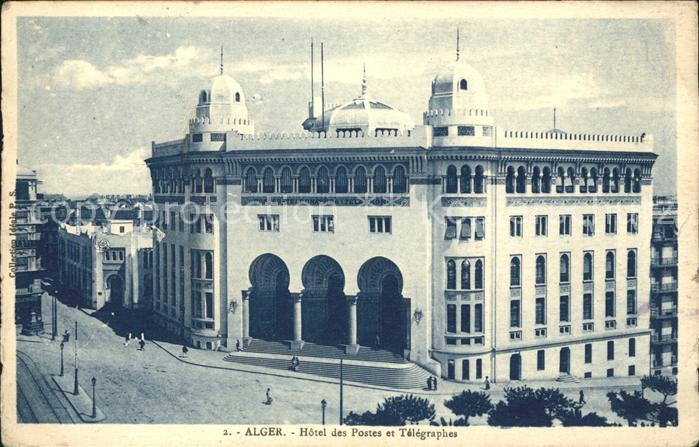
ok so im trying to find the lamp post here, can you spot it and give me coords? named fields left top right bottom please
left=60, top=342, right=64, bottom=376
left=73, top=321, right=79, bottom=395
left=339, top=359, right=344, bottom=425
left=51, top=295, right=56, bottom=341
left=91, top=377, right=96, bottom=418
left=321, top=399, right=327, bottom=425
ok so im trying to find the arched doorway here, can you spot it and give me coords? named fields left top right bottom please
left=509, top=353, right=522, bottom=380
left=357, top=257, right=409, bottom=353
left=301, top=256, right=346, bottom=345
left=248, top=254, right=293, bottom=341
left=559, top=347, right=571, bottom=374
left=107, top=274, right=124, bottom=306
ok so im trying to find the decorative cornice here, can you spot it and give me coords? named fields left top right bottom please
left=153, top=195, right=185, bottom=204
left=441, top=197, right=487, bottom=207
left=240, top=195, right=410, bottom=207
left=506, top=195, right=641, bottom=207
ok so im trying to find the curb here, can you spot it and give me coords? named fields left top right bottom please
left=50, top=375, right=106, bottom=423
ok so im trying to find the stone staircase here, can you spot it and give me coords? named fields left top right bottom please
left=241, top=339, right=408, bottom=363
left=555, top=373, right=580, bottom=384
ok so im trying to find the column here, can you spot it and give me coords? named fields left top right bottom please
left=345, top=295, right=359, bottom=354
left=291, top=293, right=304, bottom=350
left=330, top=177, right=335, bottom=193
left=242, top=289, right=251, bottom=347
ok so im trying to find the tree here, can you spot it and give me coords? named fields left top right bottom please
left=444, top=390, right=492, bottom=425
left=344, top=394, right=435, bottom=426
left=559, top=409, right=610, bottom=427
left=487, top=386, right=577, bottom=427
left=430, top=416, right=468, bottom=426
left=606, top=390, right=652, bottom=426
left=641, top=375, right=677, bottom=404
left=608, top=375, right=678, bottom=427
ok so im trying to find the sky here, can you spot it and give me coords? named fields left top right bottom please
left=17, top=16, right=676, bottom=197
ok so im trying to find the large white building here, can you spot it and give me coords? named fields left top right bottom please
left=146, top=49, right=656, bottom=383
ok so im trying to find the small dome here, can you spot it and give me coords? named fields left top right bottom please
left=209, top=74, right=245, bottom=105
left=429, top=59, right=489, bottom=112
left=190, top=72, right=253, bottom=136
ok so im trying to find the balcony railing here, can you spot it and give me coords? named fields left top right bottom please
left=651, top=283, right=678, bottom=293
left=651, top=333, right=678, bottom=343
left=650, top=307, right=678, bottom=318
left=653, top=355, right=678, bottom=368
left=652, top=232, right=677, bottom=242
left=651, top=257, right=678, bottom=267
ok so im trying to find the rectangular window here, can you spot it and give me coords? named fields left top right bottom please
left=476, top=359, right=482, bottom=379
left=559, top=215, right=571, bottom=236
left=312, top=215, right=335, bottom=233
left=474, top=218, right=485, bottom=240
left=629, top=338, right=636, bottom=357
left=583, top=214, right=595, bottom=236
left=628, top=365, right=636, bottom=376
left=537, top=350, right=545, bottom=371
left=535, top=215, right=548, bottom=236
left=535, top=297, right=546, bottom=325
left=462, top=359, right=470, bottom=381
left=460, top=304, right=471, bottom=333
left=191, top=133, right=203, bottom=142
left=605, top=213, right=617, bottom=234
left=627, top=290, right=637, bottom=315
left=607, top=340, right=615, bottom=360
left=510, top=300, right=521, bottom=328
left=474, top=304, right=483, bottom=332
left=585, top=343, right=592, bottom=363
left=205, top=292, right=213, bottom=319
left=482, top=126, right=492, bottom=137
left=447, top=304, right=456, bottom=333
left=210, top=133, right=226, bottom=142
left=204, top=214, right=214, bottom=234
left=559, top=295, right=570, bottom=322
left=369, top=216, right=392, bottom=234
left=607, top=368, right=614, bottom=377
left=444, top=217, right=457, bottom=240
left=460, top=218, right=471, bottom=240
left=605, top=291, right=615, bottom=318
left=258, top=214, right=280, bottom=232
left=457, top=126, right=475, bottom=136
left=119, top=226, right=125, bottom=233
left=193, top=291, right=202, bottom=318
left=179, top=213, right=184, bottom=232
left=433, top=126, right=448, bottom=137
left=627, top=213, right=638, bottom=234
left=510, top=216, right=523, bottom=237
left=583, top=293, right=593, bottom=320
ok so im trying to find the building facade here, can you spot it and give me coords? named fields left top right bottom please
left=146, top=52, right=656, bottom=382
left=650, top=196, right=678, bottom=376
left=57, top=215, right=154, bottom=310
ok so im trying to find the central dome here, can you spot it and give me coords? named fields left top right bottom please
left=429, top=59, right=489, bottom=113
left=189, top=72, right=254, bottom=137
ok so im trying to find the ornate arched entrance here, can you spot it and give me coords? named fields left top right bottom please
left=248, top=254, right=292, bottom=340
left=106, top=274, right=124, bottom=306
left=357, top=257, right=409, bottom=353
left=509, top=353, right=522, bottom=380
left=301, top=256, right=346, bottom=345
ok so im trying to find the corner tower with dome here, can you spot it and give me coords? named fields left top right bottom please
left=146, top=40, right=656, bottom=387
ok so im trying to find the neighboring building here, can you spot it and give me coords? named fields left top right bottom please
left=57, top=212, right=154, bottom=310
left=145, top=48, right=656, bottom=383
left=13, top=165, right=45, bottom=334
left=650, top=196, right=678, bottom=375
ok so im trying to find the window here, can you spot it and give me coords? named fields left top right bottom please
left=368, top=216, right=391, bottom=233
left=258, top=214, right=279, bottom=232
left=605, top=213, right=617, bottom=234
left=482, top=126, right=492, bottom=137
left=335, top=167, right=348, bottom=194
left=476, top=359, right=482, bottom=379
left=262, top=168, right=275, bottom=193
left=474, top=304, right=483, bottom=332
left=205, top=292, right=213, bottom=318
left=119, top=226, right=125, bottom=233
left=537, top=350, right=545, bottom=371
left=447, top=304, right=456, bottom=332
left=584, top=344, right=592, bottom=363
left=373, top=166, right=387, bottom=193
left=462, top=359, right=470, bottom=380
left=459, top=79, right=468, bottom=90
left=583, top=214, right=595, bottom=236
left=583, top=252, right=593, bottom=281
left=510, top=257, right=521, bottom=287
left=605, top=291, right=615, bottom=318
left=244, top=168, right=257, bottom=193
left=474, top=260, right=483, bottom=289
left=559, top=254, right=570, bottom=283
left=204, top=252, right=213, bottom=279
left=628, top=365, right=635, bottom=376
left=535, top=255, right=546, bottom=285
left=559, top=215, right=571, bottom=235
left=475, top=218, right=485, bottom=240
left=607, top=368, right=615, bottom=377
left=460, top=261, right=471, bottom=290
left=458, top=126, right=475, bottom=136
left=535, top=215, right=548, bottom=236
left=583, top=293, right=593, bottom=320
left=460, top=218, right=471, bottom=240
left=192, top=133, right=203, bottom=143
left=353, top=166, right=367, bottom=193
left=627, top=250, right=636, bottom=278
left=627, top=213, right=638, bottom=234
left=607, top=341, right=614, bottom=360
left=393, top=166, right=407, bottom=193
left=605, top=251, right=615, bottom=279
left=559, top=295, right=570, bottom=322
left=510, top=300, right=521, bottom=327
left=629, top=338, right=636, bottom=357
left=312, top=215, right=334, bottom=233
left=434, top=127, right=449, bottom=137
left=204, top=214, right=214, bottom=234
left=626, top=290, right=637, bottom=315
left=535, top=297, right=546, bottom=325
left=444, top=217, right=457, bottom=240
left=299, top=167, right=312, bottom=193
left=510, top=216, right=523, bottom=237
left=446, top=260, right=456, bottom=289
left=461, top=304, right=471, bottom=333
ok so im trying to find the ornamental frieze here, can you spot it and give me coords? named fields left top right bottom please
left=441, top=197, right=488, bottom=207
left=506, top=195, right=641, bottom=207
left=153, top=195, right=185, bottom=204
left=241, top=195, right=410, bottom=207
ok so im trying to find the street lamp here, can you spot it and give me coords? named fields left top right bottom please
left=91, top=377, right=96, bottom=418
left=60, top=342, right=64, bottom=376
left=321, top=399, right=327, bottom=425
left=73, top=321, right=79, bottom=395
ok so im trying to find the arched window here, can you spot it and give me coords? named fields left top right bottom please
left=235, top=92, right=240, bottom=102
left=602, top=168, right=611, bottom=193
left=583, top=253, right=593, bottom=281
left=194, top=252, right=202, bottom=279
left=474, top=166, right=485, bottom=193
left=335, top=166, right=348, bottom=193
left=461, top=260, right=471, bottom=290
left=624, top=168, right=632, bottom=193
left=580, top=167, right=588, bottom=193
left=244, top=167, right=257, bottom=193
left=205, top=252, right=213, bottom=279
left=536, top=255, right=546, bottom=285
left=200, top=90, right=207, bottom=103
left=627, top=250, right=636, bottom=278
left=633, top=168, right=641, bottom=193
left=354, top=166, right=367, bottom=193
left=460, top=165, right=472, bottom=193
left=373, top=166, right=387, bottom=193
left=280, top=167, right=293, bottom=193
left=446, top=165, right=458, bottom=193
left=556, top=167, right=565, bottom=193
left=560, top=254, right=570, bottom=283
left=203, top=168, right=215, bottom=193
left=393, top=166, right=407, bottom=193
left=316, top=166, right=329, bottom=193
left=516, top=166, right=526, bottom=193
left=589, top=168, right=598, bottom=193
left=193, top=169, right=203, bottom=193
left=606, top=252, right=615, bottom=279
left=510, top=257, right=521, bottom=287
left=506, top=166, right=515, bottom=193
left=459, top=79, right=468, bottom=90
left=531, top=167, right=541, bottom=193
left=298, top=167, right=311, bottom=193
left=447, top=260, right=456, bottom=289
left=542, top=167, right=552, bottom=193
left=566, top=167, right=575, bottom=193
left=475, top=260, right=483, bottom=289
left=262, top=167, right=275, bottom=193
left=612, top=168, right=620, bottom=193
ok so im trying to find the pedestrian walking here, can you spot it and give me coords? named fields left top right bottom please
left=484, top=376, right=490, bottom=390
left=265, top=388, right=273, bottom=405
left=124, top=335, right=130, bottom=346
left=139, top=339, right=145, bottom=351
left=432, top=376, right=438, bottom=391
left=182, top=345, right=189, bottom=358
left=426, top=376, right=432, bottom=391
left=578, top=390, right=586, bottom=405
left=62, top=330, right=70, bottom=343
left=236, top=339, right=240, bottom=351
